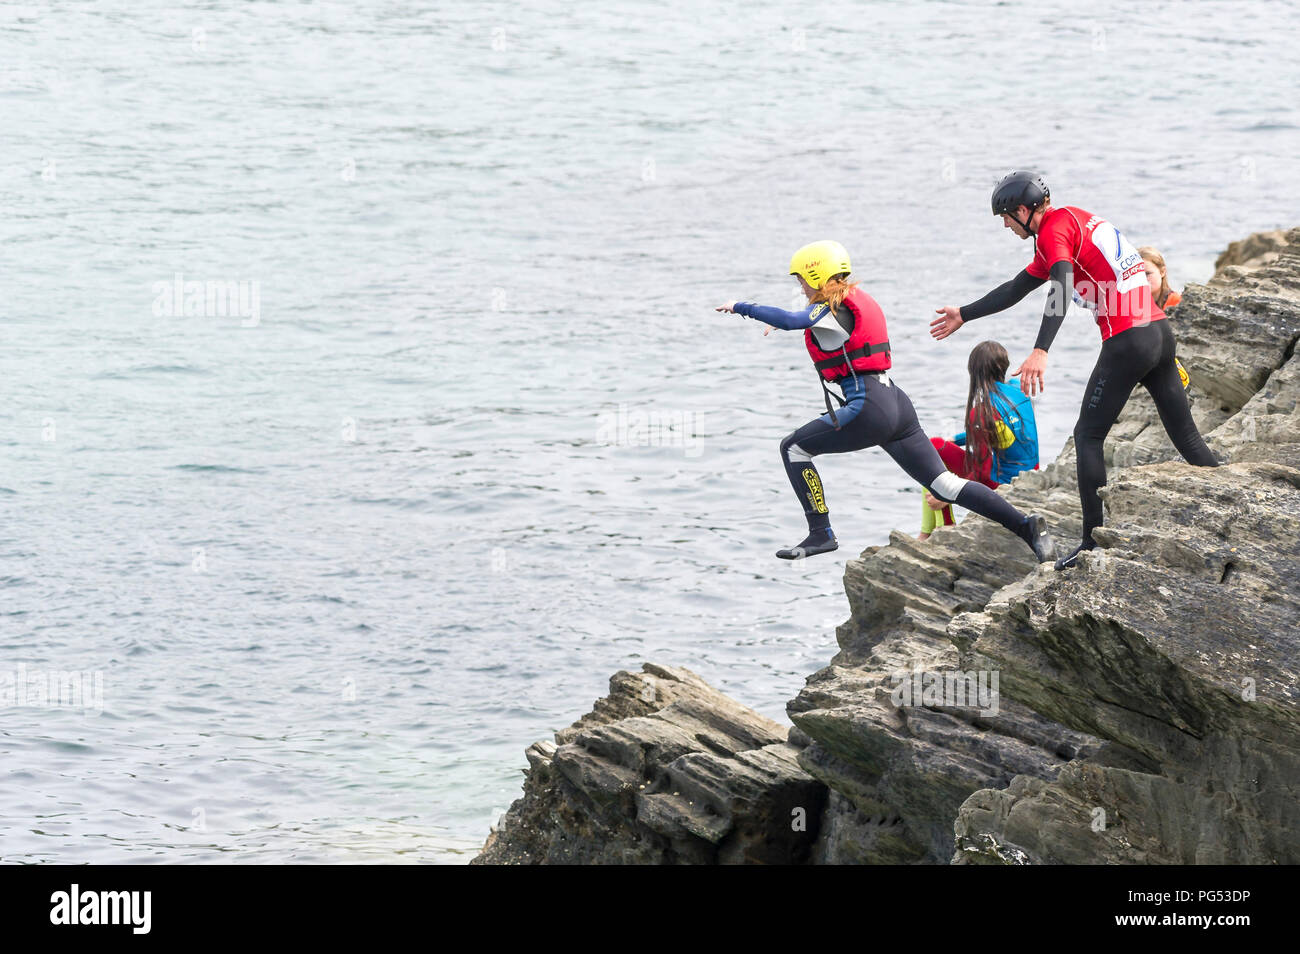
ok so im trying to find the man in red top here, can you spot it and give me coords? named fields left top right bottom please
left=930, top=171, right=1219, bottom=569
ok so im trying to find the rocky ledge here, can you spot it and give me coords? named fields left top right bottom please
left=476, top=228, right=1300, bottom=864
left=473, top=665, right=825, bottom=864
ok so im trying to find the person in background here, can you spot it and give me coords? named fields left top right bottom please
left=1139, top=246, right=1181, bottom=312
left=919, top=341, right=1039, bottom=539
left=1140, top=246, right=1190, bottom=390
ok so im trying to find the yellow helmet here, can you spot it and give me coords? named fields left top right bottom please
left=789, top=240, right=852, bottom=290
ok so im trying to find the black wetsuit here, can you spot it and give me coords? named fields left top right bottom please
left=777, top=370, right=1031, bottom=540
left=961, top=263, right=1218, bottom=551
left=1074, top=317, right=1217, bottom=538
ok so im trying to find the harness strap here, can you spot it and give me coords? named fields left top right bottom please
left=820, top=376, right=845, bottom=429
left=813, top=339, right=891, bottom=370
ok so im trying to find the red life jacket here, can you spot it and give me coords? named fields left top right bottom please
left=803, top=287, right=891, bottom=381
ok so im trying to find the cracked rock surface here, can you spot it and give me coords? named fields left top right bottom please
left=472, top=664, right=825, bottom=864
left=476, top=229, right=1299, bottom=864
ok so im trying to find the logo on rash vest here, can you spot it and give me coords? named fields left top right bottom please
left=1092, top=223, right=1146, bottom=288
left=802, top=468, right=828, bottom=513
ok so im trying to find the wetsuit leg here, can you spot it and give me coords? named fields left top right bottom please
left=933, top=437, right=968, bottom=474
left=921, top=495, right=939, bottom=534
left=779, top=395, right=892, bottom=531
left=880, top=386, right=1029, bottom=536
left=780, top=419, right=840, bottom=531
left=1073, top=323, right=1161, bottom=544
left=920, top=492, right=955, bottom=531
left=925, top=436, right=965, bottom=527
left=1141, top=320, right=1220, bottom=467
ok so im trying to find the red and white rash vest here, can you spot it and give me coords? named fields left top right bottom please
left=1026, top=206, right=1166, bottom=340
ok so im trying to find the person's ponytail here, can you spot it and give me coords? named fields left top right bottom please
left=963, top=342, right=1011, bottom=479
left=814, top=274, right=859, bottom=311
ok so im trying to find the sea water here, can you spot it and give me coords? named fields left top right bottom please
left=2, top=0, right=1297, bottom=862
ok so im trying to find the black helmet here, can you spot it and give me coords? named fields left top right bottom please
left=991, top=171, right=1049, bottom=217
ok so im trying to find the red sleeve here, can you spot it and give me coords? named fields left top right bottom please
left=1025, top=252, right=1049, bottom=280
left=1032, top=212, right=1079, bottom=274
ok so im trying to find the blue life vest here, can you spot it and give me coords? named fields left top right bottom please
left=987, top=379, right=1038, bottom=484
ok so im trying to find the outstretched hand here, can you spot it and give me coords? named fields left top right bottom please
left=930, top=306, right=964, bottom=340
left=1014, top=349, right=1049, bottom=396
left=716, top=302, right=773, bottom=335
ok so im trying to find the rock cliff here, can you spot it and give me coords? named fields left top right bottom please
left=472, top=664, right=824, bottom=864
left=476, top=228, right=1300, bottom=864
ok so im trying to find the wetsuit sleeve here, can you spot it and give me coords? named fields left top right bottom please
left=958, top=269, right=1045, bottom=322
left=732, top=301, right=817, bottom=330
left=1033, top=260, right=1072, bottom=352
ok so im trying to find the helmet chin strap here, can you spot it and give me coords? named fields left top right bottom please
left=1014, top=205, right=1040, bottom=236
